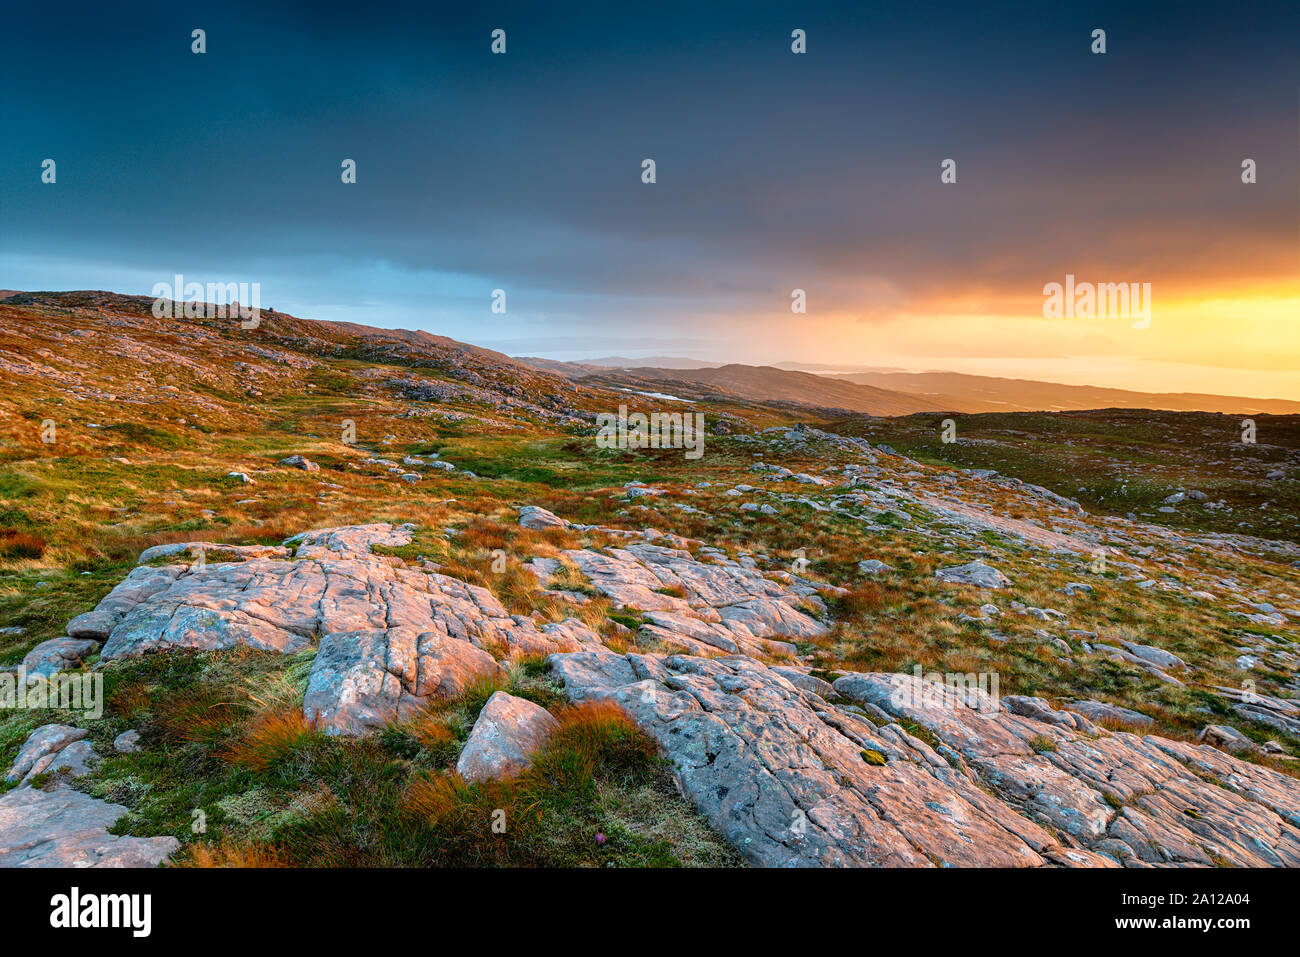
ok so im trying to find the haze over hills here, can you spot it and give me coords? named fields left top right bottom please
left=517, top=355, right=1300, bottom=417
left=825, top=371, right=1300, bottom=415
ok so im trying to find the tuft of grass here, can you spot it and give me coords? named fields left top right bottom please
left=155, top=684, right=247, bottom=747
left=0, top=528, right=45, bottom=559
left=183, top=840, right=293, bottom=868
left=224, top=707, right=322, bottom=773
left=828, top=583, right=886, bottom=621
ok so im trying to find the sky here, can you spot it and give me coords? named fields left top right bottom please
left=2, top=0, right=1298, bottom=399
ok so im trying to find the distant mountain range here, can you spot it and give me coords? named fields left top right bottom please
left=517, top=357, right=1300, bottom=416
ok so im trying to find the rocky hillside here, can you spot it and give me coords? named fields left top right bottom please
left=1, top=292, right=1298, bottom=867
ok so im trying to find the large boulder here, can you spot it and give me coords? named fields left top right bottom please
left=68, top=524, right=603, bottom=735
left=455, top=692, right=559, bottom=782
left=1119, top=640, right=1187, bottom=671
left=304, top=627, right=505, bottom=734
left=1197, top=724, right=1260, bottom=754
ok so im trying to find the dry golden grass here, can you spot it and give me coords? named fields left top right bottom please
left=183, top=840, right=293, bottom=868
left=156, top=685, right=246, bottom=746
left=552, top=699, right=646, bottom=752
left=401, top=709, right=457, bottom=751
left=107, top=679, right=152, bottom=720
left=0, top=528, right=45, bottom=559
left=223, top=706, right=319, bottom=772
left=404, top=769, right=491, bottom=825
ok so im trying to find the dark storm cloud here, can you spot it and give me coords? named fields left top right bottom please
left=2, top=0, right=1297, bottom=334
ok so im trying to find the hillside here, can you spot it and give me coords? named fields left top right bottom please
left=1, top=291, right=1298, bottom=870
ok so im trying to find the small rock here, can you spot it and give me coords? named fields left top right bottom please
left=6, top=724, right=88, bottom=783
left=518, top=506, right=568, bottom=530
left=1197, top=724, right=1259, bottom=755
left=935, top=562, right=1011, bottom=589
left=858, top=559, right=893, bottom=575
left=280, top=454, right=320, bottom=472
left=21, top=637, right=100, bottom=680
left=455, top=692, right=559, bottom=783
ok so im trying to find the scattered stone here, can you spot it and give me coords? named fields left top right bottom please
left=113, top=730, right=142, bottom=753
left=1197, top=724, right=1260, bottom=755
left=518, top=506, right=568, bottom=530
left=858, top=559, right=893, bottom=575
left=935, top=561, right=1011, bottom=589
left=280, top=454, right=319, bottom=471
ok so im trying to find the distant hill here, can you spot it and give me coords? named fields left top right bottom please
left=573, top=363, right=955, bottom=416
left=518, top=354, right=1300, bottom=416
left=516, top=355, right=720, bottom=376
left=827, top=370, right=1300, bottom=416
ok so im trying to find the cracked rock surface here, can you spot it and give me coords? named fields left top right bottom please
left=0, top=786, right=180, bottom=867
left=1, top=724, right=179, bottom=868
left=549, top=651, right=1300, bottom=867
left=67, top=523, right=611, bottom=734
